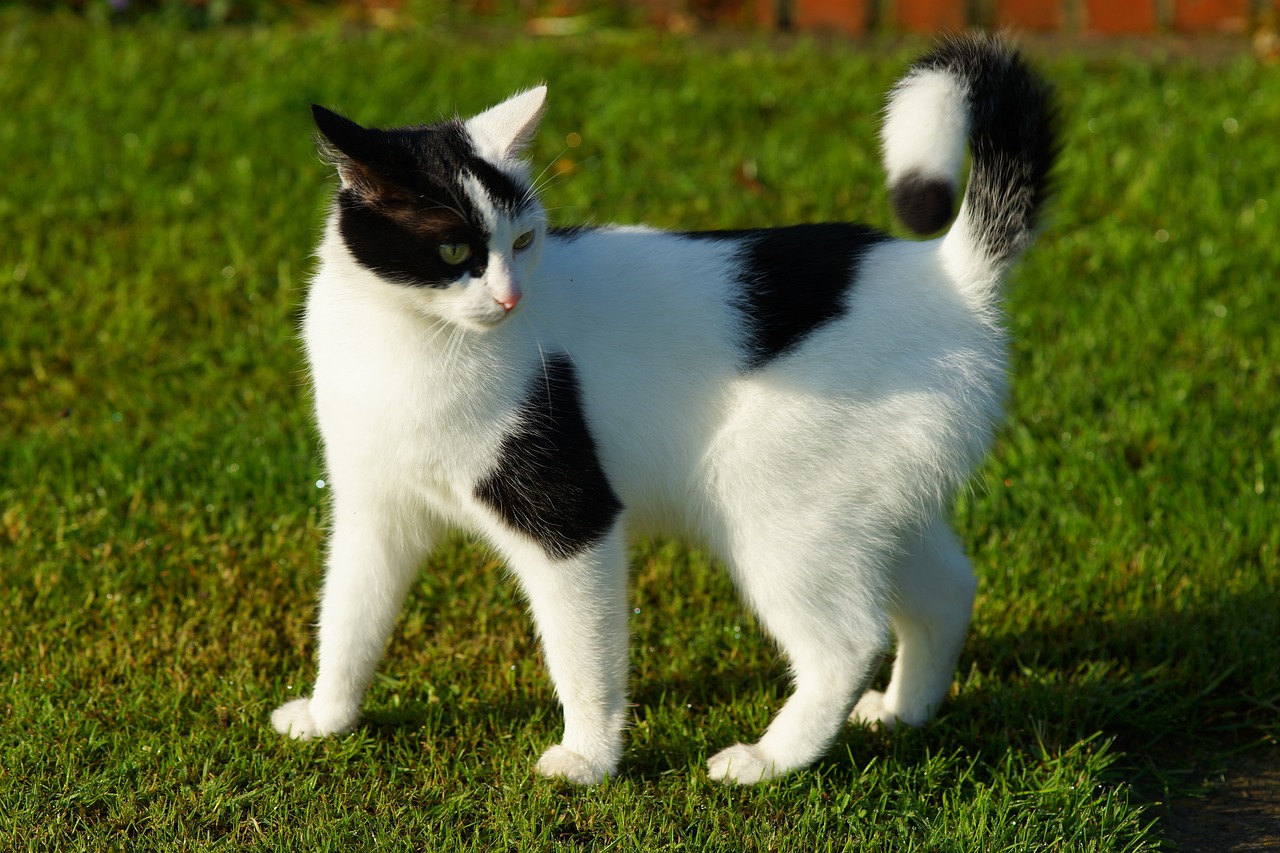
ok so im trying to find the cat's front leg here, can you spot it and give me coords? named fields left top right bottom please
left=503, top=526, right=631, bottom=785
left=273, top=499, right=435, bottom=740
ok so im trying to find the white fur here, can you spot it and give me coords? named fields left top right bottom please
left=881, top=68, right=969, bottom=195
left=273, top=75, right=1017, bottom=786
left=465, top=85, right=547, bottom=165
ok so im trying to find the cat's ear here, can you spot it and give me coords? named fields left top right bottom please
left=311, top=104, right=388, bottom=192
left=464, top=86, right=547, bottom=164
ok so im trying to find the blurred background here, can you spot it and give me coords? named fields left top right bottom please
left=29, top=0, right=1280, bottom=39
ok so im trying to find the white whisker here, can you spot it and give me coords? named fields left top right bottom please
left=528, top=145, right=571, bottom=194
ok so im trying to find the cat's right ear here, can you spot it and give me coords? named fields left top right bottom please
left=465, top=86, right=547, bottom=164
left=311, top=104, right=383, bottom=192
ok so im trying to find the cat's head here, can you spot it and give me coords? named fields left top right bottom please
left=313, top=87, right=548, bottom=331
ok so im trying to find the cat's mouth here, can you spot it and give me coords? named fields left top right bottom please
left=472, top=277, right=523, bottom=328
left=455, top=298, right=520, bottom=332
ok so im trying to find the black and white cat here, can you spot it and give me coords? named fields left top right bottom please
left=272, top=34, right=1057, bottom=785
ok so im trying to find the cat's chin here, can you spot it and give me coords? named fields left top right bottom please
left=460, top=313, right=515, bottom=333
left=420, top=305, right=516, bottom=333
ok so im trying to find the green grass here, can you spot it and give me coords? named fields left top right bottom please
left=2, top=9, right=1277, bottom=850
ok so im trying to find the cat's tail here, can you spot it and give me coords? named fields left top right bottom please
left=881, top=33, right=1058, bottom=282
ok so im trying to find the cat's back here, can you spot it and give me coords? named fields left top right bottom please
left=537, top=223, right=998, bottom=395
left=537, top=225, right=743, bottom=351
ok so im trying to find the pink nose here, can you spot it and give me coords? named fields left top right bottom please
left=494, top=282, right=522, bottom=311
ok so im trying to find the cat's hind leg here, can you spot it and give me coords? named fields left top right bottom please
left=272, top=501, right=436, bottom=740
left=707, top=538, right=890, bottom=784
left=850, top=517, right=975, bottom=730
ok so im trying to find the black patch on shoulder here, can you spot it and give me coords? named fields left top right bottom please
left=889, top=171, right=955, bottom=236
left=685, top=224, right=888, bottom=369
left=475, top=356, right=622, bottom=560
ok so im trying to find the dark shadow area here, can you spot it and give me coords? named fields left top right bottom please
left=1151, top=745, right=1280, bottom=853
left=961, top=584, right=1277, bottom=753
left=953, top=585, right=1278, bottom=850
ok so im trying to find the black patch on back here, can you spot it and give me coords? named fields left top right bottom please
left=312, top=105, right=531, bottom=287
left=475, top=356, right=622, bottom=560
left=685, top=224, right=888, bottom=369
left=889, top=171, right=955, bottom=236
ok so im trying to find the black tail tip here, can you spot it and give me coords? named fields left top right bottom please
left=890, top=172, right=955, bottom=236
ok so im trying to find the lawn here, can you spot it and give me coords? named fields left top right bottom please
left=1, top=7, right=1277, bottom=850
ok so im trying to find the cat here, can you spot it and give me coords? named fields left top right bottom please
left=271, top=33, right=1057, bottom=785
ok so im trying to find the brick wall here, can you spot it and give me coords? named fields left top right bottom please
left=663, top=0, right=1273, bottom=34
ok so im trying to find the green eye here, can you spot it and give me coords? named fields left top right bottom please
left=513, top=230, right=535, bottom=251
left=438, top=243, right=472, bottom=265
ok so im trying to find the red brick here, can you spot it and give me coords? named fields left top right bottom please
left=755, top=0, right=779, bottom=28
left=639, top=0, right=676, bottom=28
left=996, top=0, right=1063, bottom=30
left=684, top=0, right=756, bottom=26
left=1174, top=0, right=1249, bottom=32
left=896, top=0, right=966, bottom=31
left=793, top=0, right=869, bottom=33
left=1084, top=0, right=1158, bottom=33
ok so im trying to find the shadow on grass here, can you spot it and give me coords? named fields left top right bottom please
left=953, top=584, right=1277, bottom=850
left=963, top=583, right=1278, bottom=756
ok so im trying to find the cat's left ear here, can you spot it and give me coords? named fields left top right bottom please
left=311, top=104, right=392, bottom=193
left=465, top=85, right=547, bottom=164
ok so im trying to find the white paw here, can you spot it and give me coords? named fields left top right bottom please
left=272, top=698, right=321, bottom=740
left=707, top=743, right=782, bottom=785
left=271, top=697, right=357, bottom=740
left=850, top=690, right=904, bottom=731
left=535, top=745, right=613, bottom=785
